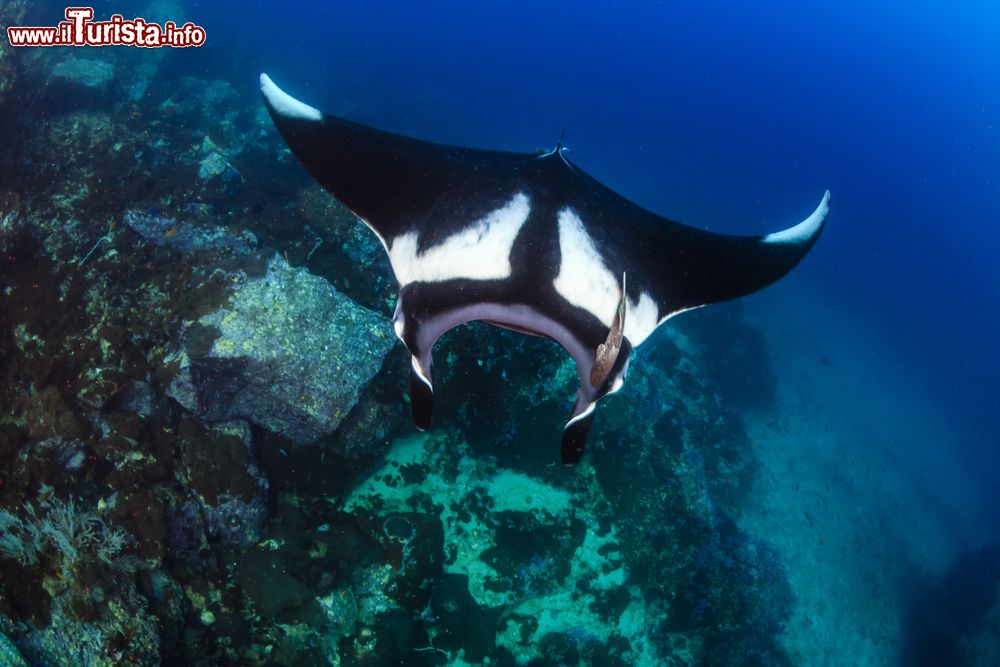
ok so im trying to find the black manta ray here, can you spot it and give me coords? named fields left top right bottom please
left=260, top=74, right=829, bottom=465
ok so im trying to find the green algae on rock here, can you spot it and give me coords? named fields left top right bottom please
left=167, top=252, right=394, bottom=443
left=0, top=625, right=29, bottom=667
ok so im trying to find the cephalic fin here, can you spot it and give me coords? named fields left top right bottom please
left=561, top=398, right=596, bottom=466
left=409, top=356, right=433, bottom=430
left=590, top=272, right=627, bottom=389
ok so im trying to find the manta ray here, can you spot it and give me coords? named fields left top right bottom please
left=260, top=74, right=829, bottom=465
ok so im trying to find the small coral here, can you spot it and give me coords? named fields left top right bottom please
left=0, top=492, right=138, bottom=579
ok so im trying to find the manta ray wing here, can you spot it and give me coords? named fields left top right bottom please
left=259, top=74, right=532, bottom=250
left=260, top=73, right=829, bottom=464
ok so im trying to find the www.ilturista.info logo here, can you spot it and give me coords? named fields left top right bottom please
left=7, top=7, right=206, bottom=48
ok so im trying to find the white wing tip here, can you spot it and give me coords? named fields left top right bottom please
left=763, top=190, right=831, bottom=245
left=259, top=72, right=322, bottom=122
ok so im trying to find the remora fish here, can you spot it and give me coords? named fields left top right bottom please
left=260, top=74, right=829, bottom=464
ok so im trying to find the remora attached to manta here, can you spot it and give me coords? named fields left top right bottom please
left=259, top=74, right=829, bottom=465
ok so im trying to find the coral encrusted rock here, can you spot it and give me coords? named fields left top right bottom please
left=166, top=253, right=394, bottom=444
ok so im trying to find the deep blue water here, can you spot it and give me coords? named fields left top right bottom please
left=39, top=0, right=998, bottom=520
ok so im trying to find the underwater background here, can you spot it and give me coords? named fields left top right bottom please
left=1, top=0, right=998, bottom=665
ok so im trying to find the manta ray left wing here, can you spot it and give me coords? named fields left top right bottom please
left=261, top=73, right=829, bottom=464
left=259, top=74, right=533, bottom=249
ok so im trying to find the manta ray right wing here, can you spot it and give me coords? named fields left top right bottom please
left=549, top=163, right=830, bottom=341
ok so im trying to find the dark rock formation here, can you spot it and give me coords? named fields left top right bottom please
left=166, top=253, right=394, bottom=444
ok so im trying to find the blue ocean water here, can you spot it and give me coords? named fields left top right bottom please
left=195, top=0, right=1000, bottom=514
left=7, top=0, right=999, bottom=664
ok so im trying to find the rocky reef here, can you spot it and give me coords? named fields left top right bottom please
left=1, top=20, right=798, bottom=667
left=0, top=2, right=27, bottom=106
left=165, top=251, right=393, bottom=444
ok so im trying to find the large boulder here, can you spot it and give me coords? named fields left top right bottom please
left=166, top=253, right=395, bottom=444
